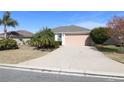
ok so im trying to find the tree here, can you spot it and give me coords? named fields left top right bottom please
left=29, top=27, right=60, bottom=49
left=90, top=27, right=109, bottom=44
left=0, top=11, right=18, bottom=39
left=107, top=16, right=124, bottom=47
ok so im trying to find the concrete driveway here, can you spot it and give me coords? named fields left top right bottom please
left=19, top=46, right=124, bottom=76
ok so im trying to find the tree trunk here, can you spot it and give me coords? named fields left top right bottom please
left=4, top=25, right=7, bottom=39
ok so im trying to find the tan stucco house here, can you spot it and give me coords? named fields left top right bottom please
left=52, top=25, right=93, bottom=46
left=0, top=30, right=33, bottom=45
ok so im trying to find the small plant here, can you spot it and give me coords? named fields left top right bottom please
left=53, top=41, right=61, bottom=48
left=0, top=39, right=18, bottom=50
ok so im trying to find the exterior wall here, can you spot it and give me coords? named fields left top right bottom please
left=85, top=36, right=95, bottom=46
left=54, top=34, right=65, bottom=45
left=62, top=34, right=65, bottom=45
left=55, top=34, right=58, bottom=41
left=55, top=34, right=62, bottom=41
left=65, top=34, right=89, bottom=46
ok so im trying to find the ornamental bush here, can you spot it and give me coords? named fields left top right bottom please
left=0, top=39, right=18, bottom=50
left=90, top=27, right=109, bottom=44
left=28, top=27, right=61, bottom=49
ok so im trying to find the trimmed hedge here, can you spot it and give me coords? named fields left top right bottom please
left=90, top=27, right=109, bottom=44
left=0, top=39, right=18, bottom=50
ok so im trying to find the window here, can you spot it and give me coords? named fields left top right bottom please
left=58, top=34, right=62, bottom=41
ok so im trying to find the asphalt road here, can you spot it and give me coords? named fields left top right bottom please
left=0, top=68, right=124, bottom=82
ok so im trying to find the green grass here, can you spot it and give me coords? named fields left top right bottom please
left=96, top=45, right=120, bottom=52
left=96, top=44, right=124, bottom=64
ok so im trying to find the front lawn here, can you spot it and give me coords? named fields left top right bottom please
left=96, top=45, right=121, bottom=52
left=96, top=45, right=124, bottom=64
left=0, top=45, right=52, bottom=64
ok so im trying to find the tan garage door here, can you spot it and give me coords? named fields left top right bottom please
left=65, top=34, right=89, bottom=46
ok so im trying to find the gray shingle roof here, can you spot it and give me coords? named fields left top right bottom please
left=52, top=25, right=90, bottom=34
left=0, top=30, right=33, bottom=38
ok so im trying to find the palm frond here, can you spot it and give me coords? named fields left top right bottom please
left=7, top=18, right=18, bottom=27
left=2, top=12, right=18, bottom=27
left=3, top=11, right=10, bottom=21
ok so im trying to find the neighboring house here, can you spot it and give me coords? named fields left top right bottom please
left=0, top=30, right=33, bottom=45
left=52, top=25, right=94, bottom=46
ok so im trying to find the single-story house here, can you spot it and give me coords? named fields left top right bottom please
left=0, top=30, right=33, bottom=45
left=52, top=25, right=94, bottom=46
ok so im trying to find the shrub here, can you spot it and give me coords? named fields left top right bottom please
left=53, top=41, right=61, bottom=48
left=90, top=27, right=109, bottom=44
left=57, top=41, right=62, bottom=45
left=28, top=27, right=60, bottom=49
left=0, top=39, right=18, bottom=50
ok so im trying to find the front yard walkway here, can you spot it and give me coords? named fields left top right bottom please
left=19, top=46, right=124, bottom=76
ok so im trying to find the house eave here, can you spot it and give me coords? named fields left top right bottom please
left=54, top=32, right=90, bottom=35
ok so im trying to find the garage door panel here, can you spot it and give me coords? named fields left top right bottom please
left=65, top=35, right=88, bottom=46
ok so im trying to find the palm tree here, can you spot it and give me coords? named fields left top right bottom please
left=0, top=11, right=18, bottom=39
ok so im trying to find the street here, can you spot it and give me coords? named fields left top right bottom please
left=0, top=68, right=123, bottom=82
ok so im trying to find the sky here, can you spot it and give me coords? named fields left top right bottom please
left=0, top=11, right=124, bottom=33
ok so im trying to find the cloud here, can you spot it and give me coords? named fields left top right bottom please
left=76, top=21, right=106, bottom=29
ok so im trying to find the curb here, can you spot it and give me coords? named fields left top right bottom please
left=0, top=64, right=124, bottom=79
